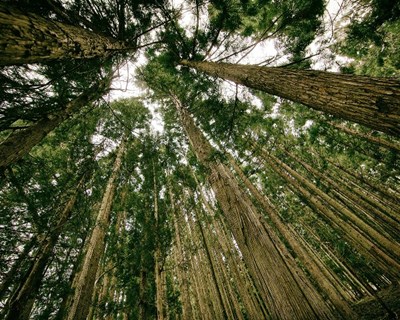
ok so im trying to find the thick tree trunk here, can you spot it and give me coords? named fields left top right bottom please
left=65, top=141, right=124, bottom=320
left=0, top=5, right=129, bottom=66
left=180, top=60, right=400, bottom=136
left=172, top=94, right=337, bottom=319
left=0, top=77, right=111, bottom=171
left=4, top=176, right=85, bottom=320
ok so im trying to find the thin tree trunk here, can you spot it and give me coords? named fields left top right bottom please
left=0, top=236, right=37, bottom=303
left=257, top=146, right=400, bottom=278
left=227, top=153, right=357, bottom=318
left=65, top=141, right=125, bottom=320
left=267, top=149, right=400, bottom=261
left=0, top=77, right=111, bottom=172
left=197, top=186, right=269, bottom=319
left=0, top=5, right=129, bottom=66
left=328, top=122, right=400, bottom=152
left=5, top=175, right=85, bottom=320
left=168, top=184, right=193, bottom=320
left=284, top=149, right=399, bottom=239
left=192, top=205, right=227, bottom=319
left=180, top=60, right=400, bottom=136
left=171, top=94, right=337, bottom=319
left=153, top=161, right=165, bottom=320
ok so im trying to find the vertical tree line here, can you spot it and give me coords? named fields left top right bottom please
left=1, top=0, right=399, bottom=319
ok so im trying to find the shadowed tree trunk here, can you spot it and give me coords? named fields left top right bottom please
left=168, top=185, right=193, bottom=320
left=65, top=140, right=125, bottom=320
left=226, top=152, right=357, bottom=319
left=180, top=60, right=400, bottom=136
left=171, top=93, right=338, bottom=319
left=0, top=5, right=130, bottom=66
left=328, top=122, right=400, bottom=152
left=255, top=144, right=400, bottom=279
left=0, top=76, right=111, bottom=172
left=4, top=175, right=86, bottom=320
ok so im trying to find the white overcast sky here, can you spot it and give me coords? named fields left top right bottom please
left=107, top=0, right=353, bottom=133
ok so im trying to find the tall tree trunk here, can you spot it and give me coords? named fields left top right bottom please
left=4, top=175, right=85, bottom=320
left=197, top=186, right=269, bottom=319
left=0, top=77, right=111, bottom=172
left=153, top=161, right=165, bottom=320
left=171, top=94, right=337, bottom=319
left=65, top=141, right=125, bottom=320
left=328, top=122, right=400, bottom=152
left=169, top=185, right=193, bottom=320
left=0, top=5, right=129, bottom=66
left=180, top=60, right=400, bottom=136
left=256, top=145, right=400, bottom=278
left=0, top=236, right=37, bottom=302
left=192, top=204, right=227, bottom=319
left=226, top=152, right=357, bottom=318
left=266, top=148, right=400, bottom=261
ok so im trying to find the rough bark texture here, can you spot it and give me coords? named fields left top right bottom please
left=172, top=94, right=337, bottom=319
left=180, top=60, right=400, bottom=136
left=0, top=5, right=128, bottom=65
left=65, top=141, right=124, bottom=320
left=0, top=77, right=111, bottom=171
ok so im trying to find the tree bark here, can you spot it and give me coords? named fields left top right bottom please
left=0, top=5, right=129, bottom=66
left=227, top=153, right=357, bottom=318
left=172, top=94, right=337, bottom=319
left=65, top=141, right=124, bottom=320
left=180, top=60, right=400, bottom=136
left=0, top=77, right=111, bottom=172
left=257, top=146, right=400, bottom=278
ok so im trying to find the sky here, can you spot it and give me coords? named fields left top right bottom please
left=107, top=0, right=353, bottom=134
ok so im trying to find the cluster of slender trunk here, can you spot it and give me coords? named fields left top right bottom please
left=172, top=93, right=339, bottom=319
left=169, top=182, right=269, bottom=319
left=64, top=140, right=125, bottom=320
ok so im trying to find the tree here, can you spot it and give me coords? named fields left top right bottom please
left=65, top=139, right=125, bottom=320
left=180, top=59, right=400, bottom=136
left=170, top=93, right=338, bottom=319
left=0, top=75, right=112, bottom=172
left=0, top=5, right=131, bottom=66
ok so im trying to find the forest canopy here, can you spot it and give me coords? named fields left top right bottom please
left=0, top=0, right=399, bottom=319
